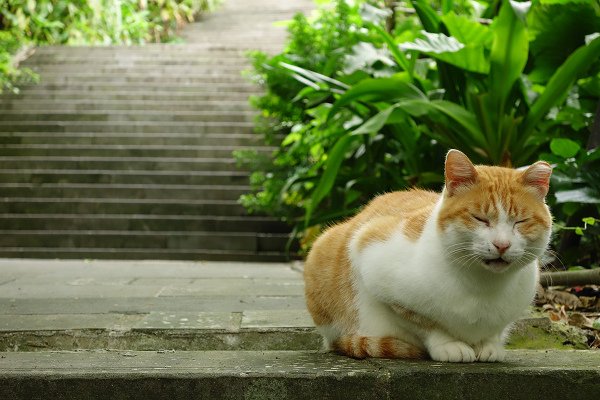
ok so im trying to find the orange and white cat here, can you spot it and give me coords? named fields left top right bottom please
left=304, top=149, right=552, bottom=362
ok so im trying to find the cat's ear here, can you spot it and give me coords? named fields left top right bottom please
left=521, top=161, right=552, bottom=199
left=445, top=149, right=478, bottom=196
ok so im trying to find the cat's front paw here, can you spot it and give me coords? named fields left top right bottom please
left=475, top=342, right=506, bottom=362
left=428, top=341, right=476, bottom=363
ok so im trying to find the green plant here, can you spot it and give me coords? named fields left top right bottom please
left=0, top=0, right=219, bottom=92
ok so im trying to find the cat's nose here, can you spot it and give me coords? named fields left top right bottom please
left=493, top=240, right=511, bottom=254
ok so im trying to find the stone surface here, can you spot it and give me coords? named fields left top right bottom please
left=0, top=0, right=314, bottom=261
left=0, top=350, right=598, bottom=400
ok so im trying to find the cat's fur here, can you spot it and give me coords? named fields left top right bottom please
left=304, top=149, right=552, bottom=362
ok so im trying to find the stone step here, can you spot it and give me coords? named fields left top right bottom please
left=0, top=248, right=288, bottom=262
left=0, top=230, right=291, bottom=252
left=0, top=111, right=256, bottom=123
left=0, top=132, right=268, bottom=146
left=27, top=65, right=249, bottom=74
left=15, top=82, right=259, bottom=92
left=2, top=90, right=257, bottom=101
left=0, top=198, right=246, bottom=216
left=0, top=156, right=241, bottom=171
left=34, top=75, right=252, bottom=85
left=0, top=170, right=250, bottom=185
left=0, top=144, right=270, bottom=158
left=0, top=183, right=249, bottom=201
left=0, top=350, right=598, bottom=400
left=0, top=100, right=252, bottom=112
left=21, top=56, right=250, bottom=66
left=0, top=214, right=288, bottom=233
left=0, top=121, right=255, bottom=134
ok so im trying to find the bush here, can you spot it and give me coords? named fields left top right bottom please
left=0, top=0, right=220, bottom=92
left=240, top=0, right=600, bottom=265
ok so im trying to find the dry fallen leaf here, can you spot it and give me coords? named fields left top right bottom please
left=568, top=312, right=594, bottom=329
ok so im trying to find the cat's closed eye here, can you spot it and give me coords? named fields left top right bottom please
left=513, top=218, right=529, bottom=227
left=471, top=214, right=490, bottom=226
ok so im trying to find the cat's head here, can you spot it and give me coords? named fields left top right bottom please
left=438, top=149, right=552, bottom=273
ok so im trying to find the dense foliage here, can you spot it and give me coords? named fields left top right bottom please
left=240, top=0, right=600, bottom=266
left=0, top=0, right=219, bottom=92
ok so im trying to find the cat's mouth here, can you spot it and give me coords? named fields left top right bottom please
left=482, top=257, right=511, bottom=271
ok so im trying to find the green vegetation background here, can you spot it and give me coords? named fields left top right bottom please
left=239, top=0, right=600, bottom=268
left=0, top=0, right=219, bottom=92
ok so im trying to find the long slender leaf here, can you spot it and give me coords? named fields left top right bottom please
left=370, top=23, right=411, bottom=74
left=327, top=77, right=425, bottom=122
left=279, top=61, right=350, bottom=89
left=521, top=34, right=600, bottom=139
left=489, top=0, right=529, bottom=115
left=411, top=0, right=441, bottom=33
left=305, top=134, right=356, bottom=227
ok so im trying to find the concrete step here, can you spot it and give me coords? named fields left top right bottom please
left=0, top=350, right=598, bottom=400
left=35, top=75, right=252, bottom=85
left=14, top=82, right=259, bottom=92
left=27, top=65, right=250, bottom=74
left=0, top=230, right=291, bottom=252
left=2, top=90, right=258, bottom=101
left=21, top=56, right=250, bottom=66
left=0, top=144, right=270, bottom=158
left=0, top=248, right=289, bottom=261
left=0, top=156, right=241, bottom=171
left=0, top=183, right=249, bottom=200
left=0, top=100, right=252, bottom=112
left=0, top=198, right=247, bottom=216
left=0, top=111, right=256, bottom=123
left=0, top=214, right=288, bottom=233
left=0, top=170, right=250, bottom=185
left=0, top=121, right=255, bottom=134
left=0, top=132, right=267, bottom=147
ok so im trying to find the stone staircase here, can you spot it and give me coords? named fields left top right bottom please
left=0, top=0, right=313, bottom=261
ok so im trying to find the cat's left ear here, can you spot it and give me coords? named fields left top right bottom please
left=521, top=161, right=552, bottom=199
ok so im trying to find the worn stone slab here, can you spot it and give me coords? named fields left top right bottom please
left=158, top=278, right=304, bottom=297
left=133, top=311, right=240, bottom=331
left=241, top=310, right=313, bottom=329
left=0, top=295, right=306, bottom=315
left=0, top=284, right=164, bottom=299
left=0, top=314, right=142, bottom=332
left=0, top=259, right=301, bottom=279
left=0, top=350, right=598, bottom=400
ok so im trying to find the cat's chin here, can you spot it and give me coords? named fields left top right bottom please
left=481, top=258, right=512, bottom=273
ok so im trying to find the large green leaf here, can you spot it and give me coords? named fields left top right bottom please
left=489, top=0, right=529, bottom=114
left=351, top=106, right=396, bottom=135
left=401, top=31, right=489, bottom=74
left=441, top=12, right=493, bottom=48
left=521, top=34, right=600, bottom=138
left=327, top=77, right=425, bottom=121
left=305, top=135, right=356, bottom=226
left=489, top=0, right=529, bottom=113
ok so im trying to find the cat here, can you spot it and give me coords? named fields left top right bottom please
left=304, top=149, right=552, bottom=362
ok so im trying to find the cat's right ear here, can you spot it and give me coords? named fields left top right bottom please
left=445, top=149, right=477, bottom=196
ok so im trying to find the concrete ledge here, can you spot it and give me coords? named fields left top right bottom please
left=1, top=350, right=599, bottom=399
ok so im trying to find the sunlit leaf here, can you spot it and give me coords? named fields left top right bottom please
left=550, top=138, right=581, bottom=158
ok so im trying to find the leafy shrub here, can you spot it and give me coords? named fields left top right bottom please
left=0, top=0, right=220, bottom=92
left=240, top=0, right=600, bottom=264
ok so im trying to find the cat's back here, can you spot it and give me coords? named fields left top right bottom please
left=304, top=189, right=439, bottom=327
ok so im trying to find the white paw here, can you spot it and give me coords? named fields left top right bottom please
left=428, top=341, right=476, bottom=363
left=476, top=343, right=506, bottom=362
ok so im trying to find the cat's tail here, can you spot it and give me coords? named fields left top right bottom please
left=332, top=335, right=427, bottom=359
